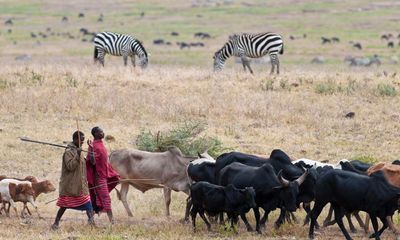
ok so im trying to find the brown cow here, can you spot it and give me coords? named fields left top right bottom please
left=109, top=146, right=197, bottom=219
left=365, top=162, right=400, bottom=234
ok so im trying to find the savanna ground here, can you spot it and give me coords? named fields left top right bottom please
left=0, top=0, right=400, bottom=239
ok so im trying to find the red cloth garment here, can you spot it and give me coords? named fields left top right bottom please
left=91, top=139, right=119, bottom=179
left=86, top=139, right=119, bottom=186
left=86, top=139, right=120, bottom=213
left=56, top=194, right=91, bottom=208
left=94, top=178, right=112, bottom=212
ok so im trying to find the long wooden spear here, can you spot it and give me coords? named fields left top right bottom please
left=20, top=137, right=89, bottom=152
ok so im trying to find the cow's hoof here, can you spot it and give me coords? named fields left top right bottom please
left=179, top=218, right=190, bottom=224
left=246, top=227, right=253, bottom=232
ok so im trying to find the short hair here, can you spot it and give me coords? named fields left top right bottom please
left=72, top=131, right=84, bottom=140
left=91, top=126, right=101, bottom=137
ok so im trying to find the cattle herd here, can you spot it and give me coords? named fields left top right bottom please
left=1, top=145, right=400, bottom=239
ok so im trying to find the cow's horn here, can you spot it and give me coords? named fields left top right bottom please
left=295, top=168, right=308, bottom=186
left=278, top=170, right=290, bottom=187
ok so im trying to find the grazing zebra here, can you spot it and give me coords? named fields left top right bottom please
left=94, top=31, right=148, bottom=68
left=213, top=32, right=284, bottom=74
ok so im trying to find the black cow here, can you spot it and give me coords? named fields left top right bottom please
left=218, top=162, right=307, bottom=233
left=215, top=149, right=316, bottom=228
left=309, top=170, right=400, bottom=240
left=349, top=160, right=371, bottom=172
left=187, top=158, right=216, bottom=184
left=190, top=181, right=256, bottom=232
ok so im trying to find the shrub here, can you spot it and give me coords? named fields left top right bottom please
left=376, top=83, right=396, bottom=97
left=135, top=120, right=229, bottom=158
left=315, top=81, right=339, bottom=94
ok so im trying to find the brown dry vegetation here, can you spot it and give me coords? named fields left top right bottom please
left=1, top=0, right=400, bottom=239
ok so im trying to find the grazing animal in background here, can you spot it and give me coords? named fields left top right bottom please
left=109, top=147, right=197, bottom=220
left=190, top=182, right=256, bottom=232
left=309, top=170, right=400, bottom=240
left=352, top=42, right=362, bottom=50
left=94, top=31, right=148, bottom=68
left=388, top=41, right=394, bottom=48
left=213, top=32, right=284, bottom=74
left=321, top=37, right=331, bottom=44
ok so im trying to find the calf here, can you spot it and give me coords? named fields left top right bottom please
left=0, top=181, right=34, bottom=218
left=0, top=179, right=42, bottom=218
left=218, top=162, right=307, bottom=233
left=190, top=181, right=256, bottom=232
left=309, top=170, right=400, bottom=240
left=215, top=150, right=315, bottom=228
left=21, top=180, right=56, bottom=216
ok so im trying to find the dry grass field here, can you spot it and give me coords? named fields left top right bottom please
left=1, top=0, right=400, bottom=239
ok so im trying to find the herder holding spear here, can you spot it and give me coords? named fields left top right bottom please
left=51, top=131, right=95, bottom=230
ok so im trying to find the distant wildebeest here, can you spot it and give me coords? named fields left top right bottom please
left=352, top=42, right=362, bottom=50
left=94, top=31, right=148, bottom=68
left=194, top=32, right=211, bottom=39
left=5, top=19, right=13, bottom=25
left=153, top=39, right=165, bottom=45
left=78, top=12, right=85, bottom=18
left=190, top=182, right=256, bottom=232
left=109, top=147, right=198, bottom=220
left=171, top=32, right=179, bottom=36
left=388, top=41, right=394, bottom=48
left=213, top=32, right=284, bottom=74
left=61, top=16, right=68, bottom=22
left=321, top=37, right=331, bottom=44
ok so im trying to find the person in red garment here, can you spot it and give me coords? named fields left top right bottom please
left=86, top=126, right=119, bottom=224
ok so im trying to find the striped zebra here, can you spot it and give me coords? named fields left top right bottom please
left=94, top=31, right=148, bottom=68
left=213, top=32, right=284, bottom=74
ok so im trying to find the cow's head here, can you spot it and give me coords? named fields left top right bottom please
left=226, top=185, right=257, bottom=209
left=275, top=169, right=308, bottom=212
left=42, top=180, right=56, bottom=193
left=243, top=186, right=257, bottom=209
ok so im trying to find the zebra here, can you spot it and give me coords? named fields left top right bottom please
left=213, top=32, right=284, bottom=74
left=94, top=31, right=148, bottom=68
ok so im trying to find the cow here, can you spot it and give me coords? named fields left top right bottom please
left=215, top=149, right=316, bottom=228
left=0, top=180, right=35, bottom=218
left=309, top=169, right=400, bottom=240
left=190, top=181, right=256, bottom=232
left=217, top=162, right=308, bottom=233
left=109, top=146, right=197, bottom=220
left=301, top=160, right=368, bottom=232
left=364, top=162, right=400, bottom=234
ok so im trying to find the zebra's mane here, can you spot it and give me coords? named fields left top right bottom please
left=134, top=40, right=148, bottom=58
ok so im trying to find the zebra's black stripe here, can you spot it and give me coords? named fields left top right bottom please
left=94, top=31, right=148, bottom=68
left=213, top=32, right=284, bottom=74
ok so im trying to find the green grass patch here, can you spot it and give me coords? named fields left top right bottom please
left=376, top=83, right=397, bottom=97
left=350, top=155, right=378, bottom=165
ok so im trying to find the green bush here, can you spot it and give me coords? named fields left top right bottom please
left=315, top=81, right=339, bottom=94
left=377, top=83, right=397, bottom=97
left=135, top=120, right=229, bottom=158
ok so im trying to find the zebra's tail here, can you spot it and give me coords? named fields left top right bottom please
left=279, top=43, right=284, bottom=55
left=93, top=47, right=98, bottom=62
